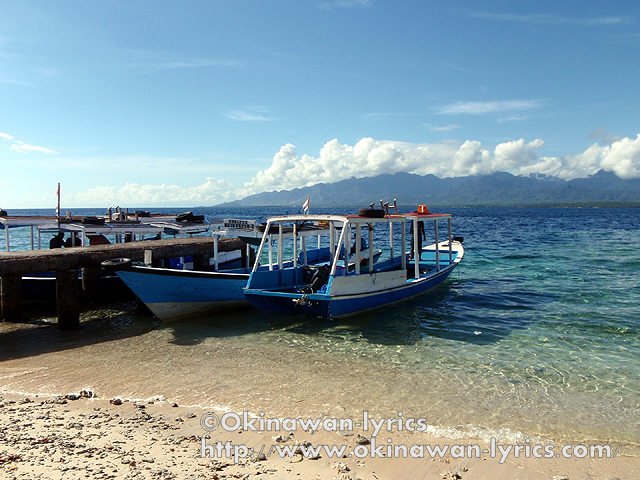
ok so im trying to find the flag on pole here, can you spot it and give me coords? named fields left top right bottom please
left=56, top=183, right=61, bottom=223
left=302, top=196, right=310, bottom=214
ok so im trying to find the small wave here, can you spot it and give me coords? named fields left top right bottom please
left=424, top=423, right=546, bottom=445
left=0, top=367, right=49, bottom=381
left=0, top=387, right=62, bottom=398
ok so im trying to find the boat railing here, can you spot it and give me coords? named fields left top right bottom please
left=248, top=213, right=460, bottom=291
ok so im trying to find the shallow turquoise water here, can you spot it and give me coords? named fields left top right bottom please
left=1, top=206, right=639, bottom=451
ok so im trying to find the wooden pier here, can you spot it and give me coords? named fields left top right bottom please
left=0, top=237, right=246, bottom=330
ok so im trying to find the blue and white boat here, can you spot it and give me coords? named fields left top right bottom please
left=243, top=210, right=464, bottom=318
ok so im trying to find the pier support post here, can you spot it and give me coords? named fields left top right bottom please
left=193, top=253, right=211, bottom=271
left=241, top=248, right=248, bottom=269
left=81, top=266, right=101, bottom=304
left=1, top=275, right=22, bottom=321
left=56, top=269, right=80, bottom=330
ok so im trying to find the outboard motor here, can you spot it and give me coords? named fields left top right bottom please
left=301, top=264, right=330, bottom=294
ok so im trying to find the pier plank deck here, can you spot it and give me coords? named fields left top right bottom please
left=1, top=236, right=247, bottom=328
left=0, top=237, right=244, bottom=276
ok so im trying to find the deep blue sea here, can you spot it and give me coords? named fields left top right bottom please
left=1, top=206, right=639, bottom=452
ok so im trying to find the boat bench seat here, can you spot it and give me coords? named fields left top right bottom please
left=368, top=255, right=404, bottom=273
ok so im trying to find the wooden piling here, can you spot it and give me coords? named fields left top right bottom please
left=56, top=269, right=80, bottom=330
left=81, top=266, right=101, bottom=304
left=241, top=247, right=247, bottom=269
left=1, top=275, right=22, bottom=321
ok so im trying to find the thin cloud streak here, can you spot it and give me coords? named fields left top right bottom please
left=319, top=0, right=374, bottom=10
left=224, top=110, right=275, bottom=122
left=142, top=58, right=246, bottom=74
left=10, top=141, right=59, bottom=154
left=1, top=132, right=58, bottom=154
left=425, top=124, right=461, bottom=132
left=469, top=12, right=629, bottom=27
left=111, top=48, right=246, bottom=75
left=437, top=100, right=544, bottom=115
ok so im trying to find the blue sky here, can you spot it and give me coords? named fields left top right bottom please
left=1, top=1, right=639, bottom=208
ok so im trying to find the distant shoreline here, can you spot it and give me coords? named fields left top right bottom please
left=4, top=202, right=640, bottom=213
left=214, top=202, right=640, bottom=209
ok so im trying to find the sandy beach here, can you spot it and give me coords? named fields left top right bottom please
left=1, top=391, right=637, bottom=480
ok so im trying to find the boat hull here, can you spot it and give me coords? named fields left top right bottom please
left=244, top=261, right=458, bottom=318
left=116, top=267, right=250, bottom=321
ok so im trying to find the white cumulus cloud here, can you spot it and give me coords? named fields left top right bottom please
left=240, top=137, right=548, bottom=196
left=595, top=135, right=640, bottom=179
left=71, top=178, right=238, bottom=207
left=240, top=134, right=640, bottom=197
left=514, top=135, right=640, bottom=180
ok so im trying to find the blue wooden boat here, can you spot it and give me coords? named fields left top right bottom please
left=116, top=265, right=251, bottom=320
left=244, top=210, right=464, bottom=318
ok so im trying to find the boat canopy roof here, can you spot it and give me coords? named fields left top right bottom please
left=1, top=215, right=209, bottom=235
left=1, top=214, right=212, bottom=251
left=263, top=212, right=451, bottom=226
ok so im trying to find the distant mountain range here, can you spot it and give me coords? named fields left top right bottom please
left=219, top=170, right=640, bottom=207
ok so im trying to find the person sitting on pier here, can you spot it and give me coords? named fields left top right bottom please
left=50, top=232, right=65, bottom=249
left=64, top=232, right=80, bottom=248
